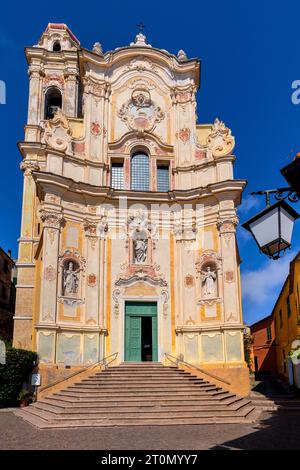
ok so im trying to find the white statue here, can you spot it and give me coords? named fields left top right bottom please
left=201, top=266, right=216, bottom=296
left=133, top=238, right=147, bottom=263
left=92, top=42, right=103, bottom=55
left=63, top=261, right=79, bottom=295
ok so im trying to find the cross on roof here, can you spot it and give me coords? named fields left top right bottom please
left=136, top=22, right=146, bottom=33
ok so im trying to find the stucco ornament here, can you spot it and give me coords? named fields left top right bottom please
left=112, top=289, right=121, bottom=317
left=207, top=118, right=235, bottom=157
left=63, top=261, right=79, bottom=295
left=201, top=266, right=216, bottom=296
left=127, top=210, right=155, bottom=236
left=44, top=265, right=56, bottom=282
left=118, top=88, right=165, bottom=133
left=176, top=127, right=191, bottom=144
left=44, top=109, right=72, bottom=153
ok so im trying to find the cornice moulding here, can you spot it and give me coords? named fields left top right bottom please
left=32, top=171, right=246, bottom=205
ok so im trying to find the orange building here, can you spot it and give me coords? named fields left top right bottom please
left=250, top=252, right=300, bottom=381
left=272, top=252, right=300, bottom=380
left=250, top=315, right=277, bottom=373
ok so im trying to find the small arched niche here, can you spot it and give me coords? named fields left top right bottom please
left=53, top=41, right=61, bottom=52
left=45, top=87, right=62, bottom=119
left=132, top=228, right=149, bottom=264
left=61, top=259, right=80, bottom=297
left=201, top=260, right=218, bottom=299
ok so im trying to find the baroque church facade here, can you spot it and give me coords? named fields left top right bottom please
left=14, top=24, right=249, bottom=394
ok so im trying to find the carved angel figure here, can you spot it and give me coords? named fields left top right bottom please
left=201, top=266, right=216, bottom=296
left=63, top=261, right=79, bottom=295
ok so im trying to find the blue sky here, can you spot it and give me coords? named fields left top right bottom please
left=1, top=0, right=300, bottom=325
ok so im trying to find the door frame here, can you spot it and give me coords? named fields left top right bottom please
left=121, top=296, right=160, bottom=362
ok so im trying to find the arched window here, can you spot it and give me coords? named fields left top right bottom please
left=131, top=152, right=149, bottom=191
left=53, top=41, right=61, bottom=52
left=44, top=87, right=62, bottom=119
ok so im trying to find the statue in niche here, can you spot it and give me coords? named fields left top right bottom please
left=201, top=266, right=216, bottom=297
left=133, top=238, right=148, bottom=264
left=63, top=261, right=79, bottom=296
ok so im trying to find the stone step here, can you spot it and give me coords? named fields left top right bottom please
left=16, top=363, right=258, bottom=429
left=83, top=375, right=203, bottom=381
left=80, top=376, right=207, bottom=385
left=32, top=398, right=251, bottom=415
left=45, top=391, right=234, bottom=404
left=54, top=389, right=227, bottom=399
left=65, top=386, right=220, bottom=394
left=16, top=409, right=257, bottom=429
left=98, top=370, right=189, bottom=376
left=78, top=378, right=208, bottom=384
left=23, top=403, right=255, bottom=421
left=70, top=381, right=211, bottom=389
left=41, top=394, right=242, bottom=409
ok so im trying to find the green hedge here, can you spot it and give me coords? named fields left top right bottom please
left=0, top=341, right=37, bottom=407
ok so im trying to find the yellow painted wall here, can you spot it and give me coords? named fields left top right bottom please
left=273, top=257, right=300, bottom=379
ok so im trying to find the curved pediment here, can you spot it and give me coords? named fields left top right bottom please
left=108, top=131, right=174, bottom=156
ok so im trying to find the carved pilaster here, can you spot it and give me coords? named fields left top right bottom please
left=39, top=211, right=65, bottom=323
left=27, top=66, right=43, bottom=125
left=64, top=71, right=78, bottom=117
left=217, top=215, right=240, bottom=323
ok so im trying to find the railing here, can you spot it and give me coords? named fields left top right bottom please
left=37, top=352, right=119, bottom=396
left=164, top=353, right=231, bottom=386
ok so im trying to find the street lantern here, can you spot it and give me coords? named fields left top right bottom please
left=242, top=200, right=300, bottom=260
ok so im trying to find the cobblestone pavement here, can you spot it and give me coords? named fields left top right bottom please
left=0, top=409, right=300, bottom=450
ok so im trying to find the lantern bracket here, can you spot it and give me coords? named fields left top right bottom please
left=251, top=187, right=300, bottom=206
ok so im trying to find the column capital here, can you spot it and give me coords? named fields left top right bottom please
left=39, top=210, right=65, bottom=229
left=20, top=160, right=40, bottom=176
left=217, top=216, right=239, bottom=234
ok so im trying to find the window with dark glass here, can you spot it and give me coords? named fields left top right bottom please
left=157, top=163, right=170, bottom=192
left=287, top=296, right=292, bottom=318
left=279, top=309, right=283, bottom=328
left=266, top=326, right=272, bottom=341
left=111, top=161, right=124, bottom=189
left=131, top=152, right=149, bottom=191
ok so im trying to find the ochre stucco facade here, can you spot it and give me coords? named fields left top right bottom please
left=13, top=24, right=249, bottom=395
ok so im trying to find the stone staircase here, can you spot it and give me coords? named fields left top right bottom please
left=16, top=362, right=258, bottom=428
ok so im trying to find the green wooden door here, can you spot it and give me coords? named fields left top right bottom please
left=125, top=315, right=141, bottom=362
left=151, top=316, right=158, bottom=361
left=125, top=302, right=158, bottom=362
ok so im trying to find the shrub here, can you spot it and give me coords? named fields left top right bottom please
left=0, top=342, right=37, bottom=407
